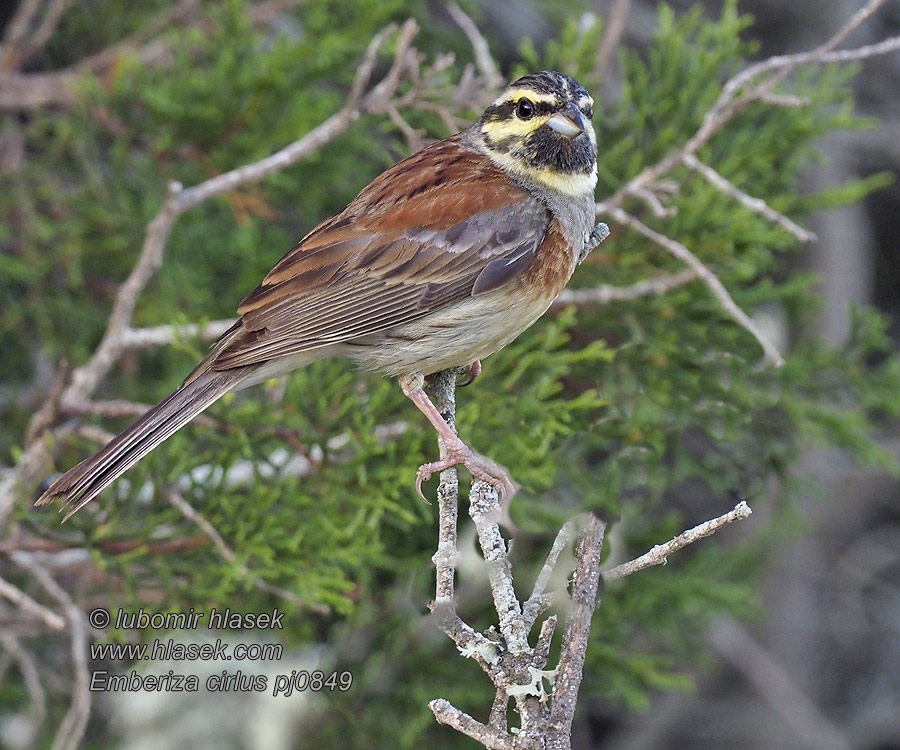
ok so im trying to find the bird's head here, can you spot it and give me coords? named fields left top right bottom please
left=473, top=70, right=597, bottom=198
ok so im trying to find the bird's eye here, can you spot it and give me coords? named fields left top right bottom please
left=583, top=106, right=594, bottom=119
left=515, top=99, right=535, bottom=120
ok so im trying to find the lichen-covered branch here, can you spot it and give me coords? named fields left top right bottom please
left=546, top=515, right=606, bottom=749
left=603, top=501, right=753, bottom=583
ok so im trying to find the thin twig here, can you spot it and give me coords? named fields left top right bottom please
left=595, top=0, right=632, bottom=78
left=425, top=369, right=461, bottom=606
left=430, top=698, right=514, bottom=750
left=11, top=553, right=90, bottom=750
left=604, top=207, right=785, bottom=367
left=119, top=318, right=235, bottom=349
left=115, top=268, right=698, bottom=351
left=447, top=3, right=503, bottom=90
left=0, top=633, right=47, bottom=738
left=546, top=515, right=606, bottom=748
left=0, top=0, right=42, bottom=49
left=523, top=520, right=577, bottom=628
left=554, top=269, right=698, bottom=307
left=709, top=620, right=851, bottom=750
left=469, top=481, right=528, bottom=656
left=164, top=489, right=327, bottom=614
left=0, top=573, right=66, bottom=630
left=602, top=0, right=896, bottom=212
left=603, top=501, right=752, bottom=582
left=683, top=154, right=816, bottom=242
left=16, top=0, right=73, bottom=62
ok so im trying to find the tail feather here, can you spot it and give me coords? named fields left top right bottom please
left=36, top=369, right=247, bottom=520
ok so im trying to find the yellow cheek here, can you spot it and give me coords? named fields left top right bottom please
left=482, top=115, right=551, bottom=142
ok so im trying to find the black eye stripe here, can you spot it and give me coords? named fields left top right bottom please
left=482, top=99, right=557, bottom=123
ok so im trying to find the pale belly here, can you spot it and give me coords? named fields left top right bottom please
left=343, top=289, right=557, bottom=377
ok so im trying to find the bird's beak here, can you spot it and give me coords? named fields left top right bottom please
left=546, top=103, right=586, bottom=138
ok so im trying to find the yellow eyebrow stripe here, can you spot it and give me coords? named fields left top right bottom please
left=490, top=88, right=559, bottom=107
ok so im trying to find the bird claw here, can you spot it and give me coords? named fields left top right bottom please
left=415, top=443, right=516, bottom=503
left=456, top=360, right=482, bottom=388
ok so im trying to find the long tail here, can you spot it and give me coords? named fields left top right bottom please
left=35, top=369, right=249, bottom=521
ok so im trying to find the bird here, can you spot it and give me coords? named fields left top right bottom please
left=36, top=70, right=608, bottom=521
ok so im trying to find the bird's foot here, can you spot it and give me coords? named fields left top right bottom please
left=456, top=360, right=482, bottom=387
left=415, top=440, right=516, bottom=502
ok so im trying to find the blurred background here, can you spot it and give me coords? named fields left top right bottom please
left=0, top=1, right=898, bottom=748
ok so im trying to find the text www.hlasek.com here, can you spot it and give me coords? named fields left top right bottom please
left=88, top=607, right=352, bottom=696
left=91, top=638, right=282, bottom=663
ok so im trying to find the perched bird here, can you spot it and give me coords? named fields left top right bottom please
left=36, top=70, right=608, bottom=520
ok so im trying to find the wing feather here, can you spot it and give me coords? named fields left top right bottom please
left=209, top=137, right=550, bottom=371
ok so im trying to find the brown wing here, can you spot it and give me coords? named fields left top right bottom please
left=208, top=135, right=549, bottom=371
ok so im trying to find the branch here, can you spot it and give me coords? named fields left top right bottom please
left=447, top=3, right=503, bottom=90
left=11, top=553, right=90, bottom=750
left=430, top=699, right=514, bottom=750
left=425, top=369, right=461, bottom=607
left=164, top=489, right=328, bottom=614
left=603, top=501, right=752, bottom=583
left=603, top=0, right=896, bottom=212
left=682, top=154, right=816, bottom=243
left=0, top=0, right=297, bottom=110
left=0, top=0, right=43, bottom=52
left=0, top=633, right=47, bottom=744
left=119, top=318, right=236, bottom=349
left=594, top=0, right=631, bottom=79
left=14, top=0, right=73, bottom=63
left=553, top=269, right=698, bottom=308
left=522, top=519, right=577, bottom=628
left=116, top=269, right=699, bottom=348
left=603, top=207, right=785, bottom=367
left=545, top=515, right=606, bottom=748
left=0, top=573, right=66, bottom=630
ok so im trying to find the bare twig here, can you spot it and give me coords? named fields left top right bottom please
left=0, top=0, right=43, bottom=50
left=11, top=553, right=90, bottom=750
left=425, top=369, right=461, bottom=606
left=116, top=268, right=699, bottom=350
left=430, top=699, right=514, bottom=750
left=0, top=633, right=47, bottom=739
left=447, top=3, right=503, bottom=90
left=523, top=520, right=577, bottom=627
left=164, top=489, right=328, bottom=614
left=62, top=398, right=216, bottom=429
left=15, top=0, right=74, bottom=63
left=682, top=154, right=817, bottom=242
left=595, top=0, right=632, bottom=79
left=624, top=183, right=677, bottom=219
left=603, top=501, right=752, bottom=582
left=604, top=207, right=785, bottom=367
left=470, top=481, right=529, bottom=656
left=710, top=620, right=852, bottom=750
left=545, top=515, right=606, bottom=749
left=0, top=573, right=66, bottom=630
left=602, top=0, right=896, bottom=213
left=119, top=318, right=235, bottom=349
left=554, top=269, right=698, bottom=307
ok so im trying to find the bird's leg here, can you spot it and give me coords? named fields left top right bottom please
left=398, top=373, right=515, bottom=501
left=456, top=359, right=482, bottom=387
